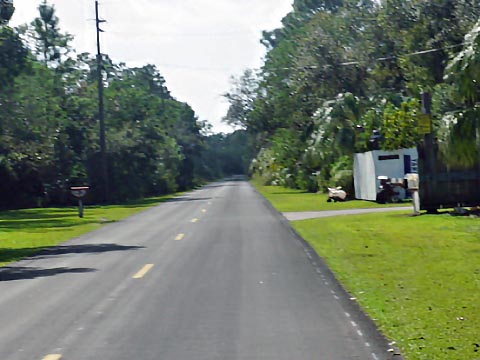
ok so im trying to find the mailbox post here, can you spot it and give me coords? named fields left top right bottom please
left=70, top=186, right=89, bottom=218
left=405, top=174, right=420, bottom=215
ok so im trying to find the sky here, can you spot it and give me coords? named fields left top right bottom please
left=10, top=0, right=294, bottom=133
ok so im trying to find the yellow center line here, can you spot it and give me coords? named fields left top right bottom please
left=132, top=264, right=154, bottom=279
left=191, top=218, right=198, bottom=223
left=43, top=355, right=62, bottom=360
left=175, top=233, right=185, bottom=241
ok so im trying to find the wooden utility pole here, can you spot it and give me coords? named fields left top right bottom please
left=95, top=0, right=109, bottom=203
left=420, top=92, right=434, bottom=174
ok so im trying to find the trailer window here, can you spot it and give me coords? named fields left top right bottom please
left=378, top=155, right=400, bottom=160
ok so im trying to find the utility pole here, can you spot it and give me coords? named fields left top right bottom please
left=420, top=92, right=434, bottom=174
left=95, top=0, right=109, bottom=203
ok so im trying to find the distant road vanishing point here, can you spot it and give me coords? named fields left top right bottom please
left=0, top=179, right=396, bottom=360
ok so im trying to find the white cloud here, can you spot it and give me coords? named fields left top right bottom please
left=10, top=0, right=293, bottom=133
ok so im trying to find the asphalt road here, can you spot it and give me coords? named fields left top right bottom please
left=0, top=179, right=396, bottom=360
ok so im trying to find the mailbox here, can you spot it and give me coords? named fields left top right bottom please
left=71, top=187, right=89, bottom=198
left=70, top=186, right=89, bottom=218
left=405, top=173, right=419, bottom=190
left=404, top=174, right=420, bottom=215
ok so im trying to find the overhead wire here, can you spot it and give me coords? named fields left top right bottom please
left=339, top=42, right=466, bottom=67
left=75, top=0, right=469, bottom=74
left=266, top=41, right=468, bottom=72
left=118, top=41, right=468, bottom=73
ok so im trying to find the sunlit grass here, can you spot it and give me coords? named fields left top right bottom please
left=292, top=213, right=480, bottom=360
left=254, top=180, right=479, bottom=360
left=251, top=179, right=409, bottom=212
left=0, top=195, right=176, bottom=267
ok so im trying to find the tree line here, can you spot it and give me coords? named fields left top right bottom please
left=0, top=0, right=250, bottom=209
left=224, top=0, right=480, bottom=194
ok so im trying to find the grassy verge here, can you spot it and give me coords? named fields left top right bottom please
left=293, top=213, right=480, bottom=360
left=254, top=182, right=480, bottom=360
left=251, top=179, right=409, bottom=212
left=0, top=195, right=177, bottom=267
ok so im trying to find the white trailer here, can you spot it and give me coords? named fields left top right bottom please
left=353, top=148, right=418, bottom=201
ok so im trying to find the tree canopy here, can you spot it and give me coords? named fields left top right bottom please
left=224, top=0, right=480, bottom=192
left=0, top=1, right=250, bottom=209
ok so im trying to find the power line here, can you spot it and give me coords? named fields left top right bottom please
left=339, top=42, right=466, bottom=67
left=107, top=29, right=257, bottom=39
left=157, top=63, right=238, bottom=72
left=260, top=41, right=467, bottom=72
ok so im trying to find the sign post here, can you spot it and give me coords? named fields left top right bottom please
left=417, top=114, right=432, bottom=135
left=70, top=186, right=89, bottom=218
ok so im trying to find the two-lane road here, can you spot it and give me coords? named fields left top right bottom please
left=0, top=179, right=394, bottom=360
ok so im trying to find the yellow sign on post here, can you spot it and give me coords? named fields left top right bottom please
left=417, top=114, right=432, bottom=134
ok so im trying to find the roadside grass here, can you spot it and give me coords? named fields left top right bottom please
left=254, top=182, right=479, bottom=360
left=251, top=179, right=409, bottom=212
left=292, top=213, right=480, bottom=360
left=0, top=194, right=176, bottom=267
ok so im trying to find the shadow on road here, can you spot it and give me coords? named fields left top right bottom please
left=201, top=184, right=238, bottom=189
left=166, top=197, right=212, bottom=203
left=39, top=243, right=144, bottom=256
left=0, top=243, right=144, bottom=265
left=0, top=266, right=96, bottom=281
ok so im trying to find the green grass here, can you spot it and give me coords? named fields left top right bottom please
left=252, top=179, right=409, bottom=212
left=292, top=213, right=480, bottom=360
left=253, top=182, right=480, bottom=359
left=0, top=194, right=177, bottom=267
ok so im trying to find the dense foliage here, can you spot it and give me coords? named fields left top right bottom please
left=224, top=0, right=480, bottom=192
left=0, top=1, right=248, bottom=209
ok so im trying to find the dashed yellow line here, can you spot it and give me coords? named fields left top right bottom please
left=43, top=355, right=62, bottom=360
left=191, top=218, right=198, bottom=223
left=175, top=233, right=185, bottom=241
left=132, top=264, right=154, bottom=279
